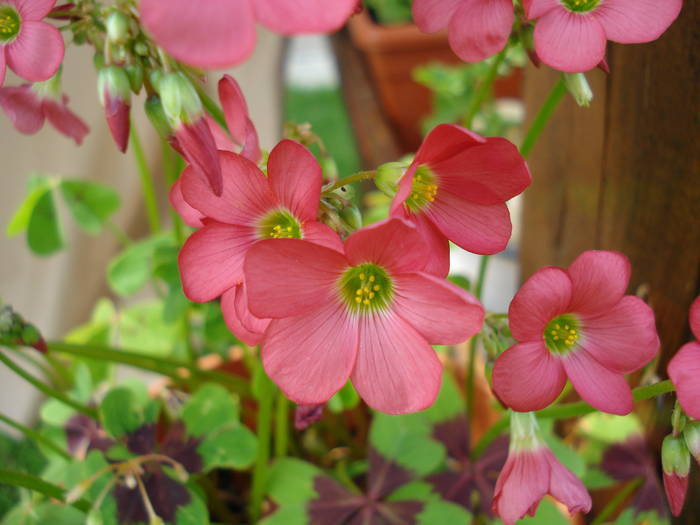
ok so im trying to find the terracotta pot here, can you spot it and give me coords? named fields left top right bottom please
left=348, top=10, right=522, bottom=153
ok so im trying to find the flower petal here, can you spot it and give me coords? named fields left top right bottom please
left=254, top=0, right=357, bottom=34
left=593, top=0, right=682, bottom=44
left=690, top=296, right=700, bottom=340
left=178, top=221, right=256, bottom=302
left=663, top=472, right=688, bottom=517
left=523, top=0, right=559, bottom=20
left=562, top=349, right=633, bottom=415
left=579, top=296, right=659, bottom=374
left=414, top=213, right=451, bottom=277
left=433, top=137, right=531, bottom=205
left=302, top=221, right=344, bottom=253
left=447, top=0, right=514, bottom=62
left=425, top=192, right=512, bottom=255
left=181, top=152, right=276, bottom=226
left=0, top=85, right=44, bottom=134
left=6, top=21, right=64, bottom=82
left=567, top=250, right=630, bottom=315
left=244, top=238, right=348, bottom=319
left=545, top=449, right=592, bottom=516
left=668, top=342, right=700, bottom=420
left=508, top=266, right=572, bottom=342
left=267, top=140, right=322, bottom=223
left=11, top=0, right=55, bottom=20
left=140, top=0, right=256, bottom=68
left=262, top=301, right=358, bottom=405
left=205, top=115, right=236, bottom=153
left=492, top=341, right=567, bottom=412
left=352, top=311, right=441, bottom=414
left=412, top=0, right=463, bottom=33
left=534, top=10, right=606, bottom=73
left=221, top=285, right=269, bottom=346
left=176, top=118, right=222, bottom=195
left=42, top=98, right=89, bottom=145
left=492, top=451, right=550, bottom=525
left=344, top=217, right=429, bottom=274
left=218, top=75, right=250, bottom=143
left=393, top=272, right=484, bottom=345
left=168, top=178, right=205, bottom=228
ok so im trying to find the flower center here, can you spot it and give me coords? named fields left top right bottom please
left=339, top=263, right=393, bottom=314
left=543, top=314, right=581, bottom=354
left=405, top=165, right=438, bottom=213
left=561, top=0, right=600, bottom=13
left=0, top=6, right=21, bottom=42
left=257, top=209, right=302, bottom=240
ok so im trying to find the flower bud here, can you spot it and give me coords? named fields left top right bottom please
left=106, top=11, right=130, bottom=45
left=159, top=72, right=203, bottom=126
left=339, top=204, right=362, bottom=232
left=97, top=66, right=132, bottom=152
left=320, top=157, right=338, bottom=181
left=86, top=509, right=104, bottom=525
left=144, top=95, right=172, bottom=140
left=93, top=52, right=105, bottom=70
left=134, top=41, right=149, bottom=56
left=0, top=304, right=46, bottom=353
left=375, top=161, right=407, bottom=197
left=683, top=420, right=700, bottom=465
left=125, top=64, right=144, bottom=93
left=563, top=73, right=593, bottom=107
left=661, top=435, right=690, bottom=516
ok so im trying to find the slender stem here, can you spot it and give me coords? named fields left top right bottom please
left=274, top=391, right=290, bottom=458
left=463, top=49, right=508, bottom=129
left=0, top=413, right=71, bottom=460
left=519, top=78, right=567, bottom=159
left=192, top=80, right=228, bottom=131
left=591, top=477, right=644, bottom=525
left=323, top=171, right=376, bottom=194
left=0, top=351, right=97, bottom=419
left=474, top=255, right=490, bottom=301
left=471, top=415, right=510, bottom=461
left=161, top=140, right=186, bottom=246
left=130, top=125, right=161, bottom=234
left=466, top=255, right=490, bottom=418
left=250, top=371, right=275, bottom=522
left=105, top=219, right=132, bottom=247
left=0, top=469, right=91, bottom=512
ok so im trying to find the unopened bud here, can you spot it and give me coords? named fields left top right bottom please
left=145, top=96, right=172, bottom=140
left=563, top=73, right=593, bottom=107
left=159, top=72, right=203, bottom=126
left=662, top=435, right=690, bottom=516
left=320, top=157, right=338, bottom=181
left=339, top=204, right=362, bottom=232
left=106, top=11, right=130, bottom=45
left=97, top=66, right=131, bottom=107
left=375, top=161, right=407, bottom=197
left=93, top=52, right=105, bottom=70
left=134, top=41, right=149, bottom=56
left=683, top=421, right=700, bottom=465
left=125, top=64, right=144, bottom=93
left=295, top=404, right=324, bottom=430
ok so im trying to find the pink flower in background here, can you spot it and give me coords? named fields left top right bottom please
left=0, top=0, right=64, bottom=86
left=493, top=250, right=659, bottom=415
left=413, top=0, right=515, bottom=63
left=524, top=0, right=683, bottom=73
left=177, top=140, right=342, bottom=345
left=139, top=0, right=358, bottom=69
left=493, top=412, right=591, bottom=525
left=390, top=124, right=530, bottom=276
left=667, top=296, right=700, bottom=420
left=244, top=217, right=485, bottom=414
left=0, top=81, right=88, bottom=145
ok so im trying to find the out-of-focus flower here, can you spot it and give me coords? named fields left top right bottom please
left=98, top=65, right=131, bottom=152
left=294, top=404, right=324, bottom=430
left=683, top=421, right=700, bottom=466
left=493, top=250, right=659, bottom=415
left=668, top=296, right=700, bottom=420
left=661, top=434, right=690, bottom=517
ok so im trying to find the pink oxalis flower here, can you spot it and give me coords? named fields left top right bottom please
left=667, top=296, right=700, bottom=420
left=0, top=0, right=64, bottom=86
left=139, top=0, right=358, bottom=69
left=412, top=0, right=515, bottom=63
left=390, top=124, right=531, bottom=276
left=177, top=140, right=342, bottom=346
left=493, top=250, right=659, bottom=415
left=0, top=76, right=88, bottom=145
left=493, top=411, right=591, bottom=525
left=524, top=0, right=683, bottom=73
left=244, top=217, right=485, bottom=414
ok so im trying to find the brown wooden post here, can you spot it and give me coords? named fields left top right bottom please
left=521, top=3, right=699, bottom=522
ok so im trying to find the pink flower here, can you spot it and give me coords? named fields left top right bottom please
left=0, top=80, right=88, bottom=145
left=177, top=140, right=342, bottom=345
left=412, top=0, right=515, bottom=63
left=139, top=0, right=358, bottom=69
left=389, top=124, right=531, bottom=276
left=492, top=250, right=659, bottom=415
left=667, top=296, right=700, bottom=420
left=523, top=0, right=683, bottom=73
left=0, top=0, right=64, bottom=86
left=244, top=217, right=485, bottom=414
left=493, top=412, right=591, bottom=525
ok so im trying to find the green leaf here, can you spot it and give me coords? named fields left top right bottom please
left=258, top=507, right=307, bottom=525
left=40, top=399, right=75, bottom=427
left=182, top=384, right=239, bottom=437
left=416, top=500, right=472, bottom=525
left=107, top=235, right=170, bottom=297
left=59, top=180, right=121, bottom=235
left=117, top=300, right=178, bottom=356
left=327, top=382, right=360, bottom=414
left=386, top=481, right=436, bottom=502
left=175, top=488, right=210, bottom=525
left=266, top=458, right=321, bottom=506
left=99, top=387, right=145, bottom=438
left=580, top=467, right=616, bottom=490
left=6, top=179, right=52, bottom=237
left=422, top=374, right=463, bottom=424
left=518, top=497, right=570, bottom=525
left=199, top=426, right=257, bottom=471
left=27, top=188, right=64, bottom=255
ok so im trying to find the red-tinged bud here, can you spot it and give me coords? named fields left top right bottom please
left=0, top=304, right=47, bottom=353
left=661, top=435, right=690, bottom=516
left=294, top=404, right=324, bottom=430
left=97, top=66, right=131, bottom=153
left=683, top=421, right=700, bottom=466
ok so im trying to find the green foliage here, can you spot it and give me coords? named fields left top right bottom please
left=327, top=381, right=360, bottom=413
left=107, top=234, right=171, bottom=297
left=364, top=0, right=413, bottom=24
left=518, top=497, right=571, bottom=525
left=182, top=384, right=239, bottom=436
left=260, top=458, right=322, bottom=525
left=416, top=500, right=472, bottom=525
left=58, top=180, right=121, bottom=235
left=27, top=188, right=64, bottom=255
left=98, top=385, right=157, bottom=439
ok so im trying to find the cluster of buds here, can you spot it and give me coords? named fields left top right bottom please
left=661, top=407, right=700, bottom=516
left=0, top=302, right=46, bottom=353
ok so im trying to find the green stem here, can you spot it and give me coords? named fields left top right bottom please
left=323, top=171, right=376, bottom=194
left=471, top=415, right=510, bottom=461
left=0, top=469, right=91, bottom=513
left=250, top=371, right=275, bottom=522
left=0, top=413, right=71, bottom=460
left=463, top=49, right=508, bottom=129
left=274, top=391, right=290, bottom=458
left=0, top=351, right=97, bottom=419
left=519, top=78, right=567, bottom=159
left=466, top=255, right=490, bottom=419
left=130, top=125, right=161, bottom=234
left=192, top=80, right=228, bottom=131
left=591, top=477, right=644, bottom=525
left=105, top=219, right=132, bottom=247
left=161, top=139, right=186, bottom=246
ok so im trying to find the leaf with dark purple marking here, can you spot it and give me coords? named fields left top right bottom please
left=65, top=413, right=114, bottom=459
left=308, top=476, right=364, bottom=525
